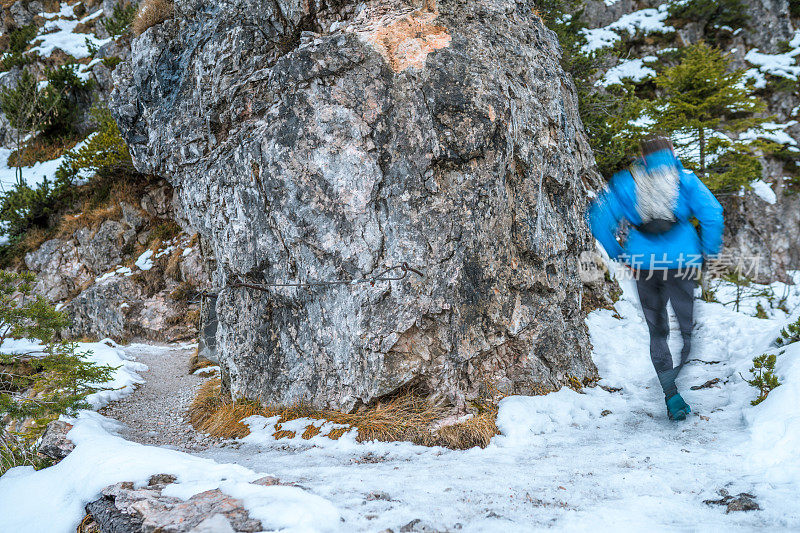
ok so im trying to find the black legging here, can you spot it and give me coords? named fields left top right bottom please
left=635, top=268, right=698, bottom=399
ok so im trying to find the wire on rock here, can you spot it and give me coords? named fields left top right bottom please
left=197, top=262, right=425, bottom=297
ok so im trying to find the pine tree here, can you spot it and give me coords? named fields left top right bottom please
left=0, top=271, right=114, bottom=472
left=0, top=65, right=93, bottom=186
left=649, top=42, right=767, bottom=191
left=776, top=316, right=800, bottom=346
left=741, top=353, right=780, bottom=406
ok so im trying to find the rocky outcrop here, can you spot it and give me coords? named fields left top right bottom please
left=37, top=420, right=75, bottom=461
left=723, top=191, right=800, bottom=283
left=690, top=0, right=800, bottom=283
left=23, top=181, right=212, bottom=341
left=83, top=475, right=276, bottom=532
left=112, top=0, right=600, bottom=411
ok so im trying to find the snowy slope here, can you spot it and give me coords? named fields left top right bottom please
left=200, top=268, right=800, bottom=531
left=1, top=268, right=800, bottom=531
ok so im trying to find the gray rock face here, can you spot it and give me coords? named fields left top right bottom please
left=75, top=220, right=137, bottom=274
left=25, top=238, right=92, bottom=302
left=112, top=0, right=599, bottom=410
left=37, top=420, right=75, bottom=461
left=23, top=184, right=211, bottom=342
left=86, top=476, right=263, bottom=532
left=63, top=276, right=138, bottom=340
left=724, top=189, right=800, bottom=283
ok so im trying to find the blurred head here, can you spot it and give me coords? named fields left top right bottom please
left=640, top=136, right=674, bottom=157
left=640, top=136, right=677, bottom=170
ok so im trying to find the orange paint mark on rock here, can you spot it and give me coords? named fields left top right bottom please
left=366, top=2, right=451, bottom=72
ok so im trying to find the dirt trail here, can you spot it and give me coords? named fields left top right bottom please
left=100, top=343, right=221, bottom=452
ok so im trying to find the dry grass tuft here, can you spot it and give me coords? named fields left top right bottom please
left=188, top=379, right=502, bottom=449
left=77, top=514, right=100, bottom=533
left=301, top=424, right=321, bottom=440
left=330, top=392, right=448, bottom=444
left=188, top=379, right=263, bottom=439
left=132, top=0, right=174, bottom=36
left=57, top=203, right=123, bottom=238
left=55, top=178, right=146, bottom=239
left=433, top=408, right=499, bottom=449
left=164, top=246, right=184, bottom=281
left=8, top=135, right=82, bottom=167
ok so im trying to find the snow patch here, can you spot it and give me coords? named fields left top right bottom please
left=599, top=57, right=656, bottom=87
left=744, top=31, right=800, bottom=81
left=95, top=265, right=133, bottom=283
left=742, top=67, right=768, bottom=89
left=607, top=5, right=674, bottom=37
left=0, top=412, right=340, bottom=532
left=740, top=121, right=798, bottom=148
left=493, top=388, right=618, bottom=446
left=135, top=249, right=154, bottom=271
left=29, top=9, right=111, bottom=59
left=0, top=135, right=94, bottom=193
left=192, top=365, right=220, bottom=376
left=581, top=5, right=673, bottom=53
left=746, top=341, right=800, bottom=486
left=0, top=338, right=146, bottom=409
left=581, top=27, right=620, bottom=53
left=242, top=416, right=359, bottom=449
left=750, top=180, right=777, bottom=204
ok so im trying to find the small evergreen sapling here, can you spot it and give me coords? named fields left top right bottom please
left=775, top=317, right=800, bottom=346
left=0, top=271, right=115, bottom=463
left=667, top=0, right=750, bottom=42
left=62, top=104, right=133, bottom=176
left=0, top=65, right=93, bottom=186
left=0, top=24, right=38, bottom=71
left=741, top=353, right=780, bottom=406
left=0, top=103, right=134, bottom=245
left=102, top=2, right=139, bottom=36
left=545, top=5, right=644, bottom=176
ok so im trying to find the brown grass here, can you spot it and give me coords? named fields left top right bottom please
left=189, top=379, right=263, bottom=439
left=16, top=227, right=50, bottom=254
left=76, top=514, right=100, bottom=533
left=188, top=346, right=209, bottom=373
left=8, top=135, right=82, bottom=167
left=164, top=245, right=184, bottom=281
left=132, top=0, right=174, bottom=36
left=56, top=203, right=123, bottom=239
left=0, top=227, right=53, bottom=269
left=55, top=178, right=147, bottom=240
left=433, top=408, right=499, bottom=449
left=188, top=378, right=502, bottom=449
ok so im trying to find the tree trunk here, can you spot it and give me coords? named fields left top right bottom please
left=699, top=127, right=705, bottom=176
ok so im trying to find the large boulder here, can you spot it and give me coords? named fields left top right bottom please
left=25, top=238, right=93, bottom=301
left=85, top=475, right=265, bottom=532
left=112, top=0, right=599, bottom=410
left=75, top=220, right=138, bottom=275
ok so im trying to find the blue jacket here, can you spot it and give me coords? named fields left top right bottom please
left=587, top=156, right=724, bottom=270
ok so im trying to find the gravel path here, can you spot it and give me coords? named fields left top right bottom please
left=100, top=343, right=221, bottom=452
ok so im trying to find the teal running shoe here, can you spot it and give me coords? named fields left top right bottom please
left=666, top=393, right=691, bottom=421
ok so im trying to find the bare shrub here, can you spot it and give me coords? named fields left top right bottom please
left=132, top=0, right=174, bottom=36
left=188, top=378, right=503, bottom=449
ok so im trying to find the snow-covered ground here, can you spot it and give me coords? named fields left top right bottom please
left=32, top=2, right=111, bottom=59
left=2, top=267, right=800, bottom=531
left=0, top=337, right=146, bottom=409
